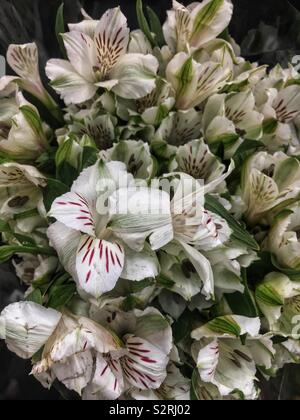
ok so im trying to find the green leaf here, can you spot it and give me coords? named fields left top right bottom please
left=0, top=245, right=56, bottom=263
left=81, top=146, right=98, bottom=170
left=226, top=269, right=259, bottom=317
left=26, top=289, right=43, bottom=305
left=43, top=178, right=69, bottom=212
left=263, top=118, right=278, bottom=134
left=0, top=218, right=11, bottom=233
left=146, top=6, right=165, bottom=47
left=233, top=139, right=264, bottom=169
left=136, top=0, right=156, bottom=47
left=47, top=282, right=76, bottom=309
left=205, top=194, right=260, bottom=250
left=55, top=3, right=67, bottom=58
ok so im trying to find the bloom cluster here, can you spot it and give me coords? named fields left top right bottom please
left=1, top=0, right=300, bottom=400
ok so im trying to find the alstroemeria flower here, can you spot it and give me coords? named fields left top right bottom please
left=83, top=307, right=173, bottom=400
left=0, top=91, right=49, bottom=160
left=0, top=163, right=46, bottom=224
left=33, top=313, right=120, bottom=395
left=170, top=139, right=234, bottom=193
left=163, top=0, right=233, bottom=53
left=61, top=100, right=118, bottom=150
left=240, top=151, right=300, bottom=225
left=118, top=78, right=175, bottom=126
left=263, top=204, right=300, bottom=270
left=154, top=109, right=202, bottom=146
left=100, top=140, right=155, bottom=180
left=258, top=85, right=300, bottom=152
left=48, top=161, right=160, bottom=299
left=0, top=43, right=59, bottom=117
left=191, top=315, right=275, bottom=399
left=46, top=7, right=159, bottom=105
left=166, top=52, right=231, bottom=109
left=110, top=175, right=231, bottom=299
left=255, top=272, right=300, bottom=336
left=203, top=91, right=264, bottom=154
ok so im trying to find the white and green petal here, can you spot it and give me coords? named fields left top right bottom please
left=154, top=109, right=202, bottom=146
left=46, top=59, right=98, bottom=105
left=100, top=140, right=154, bottom=180
left=166, top=52, right=231, bottom=109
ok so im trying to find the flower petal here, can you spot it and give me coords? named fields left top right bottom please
left=76, top=236, right=125, bottom=298
left=46, top=59, right=97, bottom=105
left=94, top=7, right=129, bottom=78
left=62, top=31, right=97, bottom=82
left=109, top=53, right=159, bottom=99
left=0, top=301, right=61, bottom=359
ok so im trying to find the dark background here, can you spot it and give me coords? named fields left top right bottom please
left=1, top=0, right=300, bottom=400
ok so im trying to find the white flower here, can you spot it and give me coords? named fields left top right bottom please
left=166, top=52, right=231, bottom=109
left=0, top=91, right=49, bottom=160
left=46, top=8, right=159, bottom=105
left=163, top=0, right=233, bottom=53
left=0, top=43, right=59, bottom=118
left=191, top=315, right=274, bottom=398
left=48, top=161, right=160, bottom=299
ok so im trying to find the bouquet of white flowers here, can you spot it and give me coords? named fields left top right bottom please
left=1, top=0, right=300, bottom=400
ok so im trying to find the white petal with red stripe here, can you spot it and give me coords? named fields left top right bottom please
left=122, top=335, right=169, bottom=390
left=49, top=191, right=96, bottom=236
left=89, top=353, right=124, bottom=400
left=76, top=235, right=125, bottom=298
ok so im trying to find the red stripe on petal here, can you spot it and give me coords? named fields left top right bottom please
left=69, top=201, right=82, bottom=207
left=115, top=254, right=122, bottom=268
left=100, top=363, right=109, bottom=376
left=110, top=251, right=115, bottom=265
left=86, top=270, right=91, bottom=283
left=57, top=201, right=67, bottom=205
left=89, top=248, right=95, bottom=266
left=78, top=237, right=91, bottom=252
left=114, top=379, right=117, bottom=391
left=105, top=247, right=109, bottom=273
left=116, top=244, right=123, bottom=253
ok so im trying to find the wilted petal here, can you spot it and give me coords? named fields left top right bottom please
left=0, top=302, right=61, bottom=359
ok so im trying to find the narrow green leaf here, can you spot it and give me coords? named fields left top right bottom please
left=0, top=245, right=56, bottom=263
left=136, top=0, right=156, bottom=46
left=55, top=3, right=67, bottom=58
left=205, top=194, right=260, bottom=250
left=146, top=6, right=165, bottom=47
left=226, top=269, right=259, bottom=317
